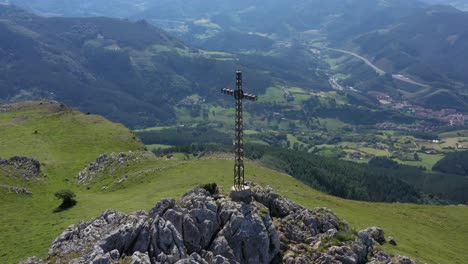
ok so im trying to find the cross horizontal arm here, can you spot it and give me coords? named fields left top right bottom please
left=222, top=88, right=235, bottom=96
left=221, top=88, right=258, bottom=101
left=243, top=93, right=258, bottom=101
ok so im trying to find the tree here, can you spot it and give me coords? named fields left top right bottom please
left=54, top=189, right=77, bottom=211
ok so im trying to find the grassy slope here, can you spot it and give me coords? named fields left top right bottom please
left=0, top=101, right=145, bottom=262
left=1, top=102, right=467, bottom=263
left=4, top=159, right=465, bottom=264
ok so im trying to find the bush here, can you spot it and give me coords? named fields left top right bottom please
left=201, top=183, right=218, bottom=195
left=54, top=189, right=77, bottom=212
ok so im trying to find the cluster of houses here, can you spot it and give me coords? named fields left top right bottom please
left=368, top=91, right=393, bottom=105
left=410, top=107, right=468, bottom=126
left=367, top=91, right=468, bottom=126
left=375, top=123, right=439, bottom=131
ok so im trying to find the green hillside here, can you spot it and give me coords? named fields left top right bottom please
left=0, top=101, right=145, bottom=262
left=0, top=101, right=467, bottom=263
left=0, top=4, right=330, bottom=128
left=5, top=1, right=468, bottom=115
left=352, top=5, right=468, bottom=109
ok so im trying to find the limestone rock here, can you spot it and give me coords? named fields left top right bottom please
left=360, top=227, right=386, bottom=245
left=0, top=156, right=42, bottom=180
left=130, top=251, right=151, bottom=264
left=0, top=184, right=32, bottom=195
left=369, top=250, right=391, bottom=263
left=149, top=198, right=175, bottom=218
left=252, top=185, right=300, bottom=217
left=315, top=246, right=359, bottom=264
left=23, top=185, right=417, bottom=264
left=209, top=199, right=280, bottom=263
left=352, top=240, right=371, bottom=264
left=393, top=255, right=416, bottom=264
left=76, top=151, right=155, bottom=184
left=19, top=256, right=44, bottom=264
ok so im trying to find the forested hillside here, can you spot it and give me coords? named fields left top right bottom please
left=150, top=143, right=468, bottom=204
left=0, top=4, right=328, bottom=127
left=353, top=5, right=468, bottom=85
left=433, top=151, right=468, bottom=176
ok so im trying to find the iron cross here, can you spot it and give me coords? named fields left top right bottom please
left=222, top=71, right=258, bottom=190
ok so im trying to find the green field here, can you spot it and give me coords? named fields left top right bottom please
left=145, top=144, right=174, bottom=150
left=396, top=153, right=445, bottom=171
left=1, top=102, right=468, bottom=264
left=318, top=117, right=347, bottom=131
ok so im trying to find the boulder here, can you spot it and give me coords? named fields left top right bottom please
left=393, top=255, right=416, bottom=264
left=209, top=198, right=280, bottom=263
left=19, top=257, right=44, bottom=264
left=130, top=251, right=151, bottom=264
left=252, top=185, right=299, bottom=217
left=359, top=227, right=386, bottom=245
left=369, top=251, right=391, bottom=263
left=0, top=185, right=32, bottom=195
left=149, top=198, right=175, bottom=218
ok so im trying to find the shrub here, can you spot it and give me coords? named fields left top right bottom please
left=54, top=189, right=77, bottom=211
left=201, top=183, right=218, bottom=195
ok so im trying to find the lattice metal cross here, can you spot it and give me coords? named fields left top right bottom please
left=222, top=71, right=258, bottom=190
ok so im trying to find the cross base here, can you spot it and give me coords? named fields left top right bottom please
left=229, top=185, right=252, bottom=203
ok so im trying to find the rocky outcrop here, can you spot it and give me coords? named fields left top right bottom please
left=23, top=184, right=416, bottom=264
left=0, top=184, right=32, bottom=195
left=76, top=151, right=155, bottom=185
left=0, top=106, right=10, bottom=112
left=389, top=236, right=397, bottom=246
left=0, top=156, right=42, bottom=180
left=369, top=251, right=416, bottom=264
left=359, top=227, right=386, bottom=245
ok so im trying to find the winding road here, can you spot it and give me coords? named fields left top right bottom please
left=325, top=47, right=430, bottom=88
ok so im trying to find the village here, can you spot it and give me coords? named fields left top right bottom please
left=367, top=91, right=468, bottom=127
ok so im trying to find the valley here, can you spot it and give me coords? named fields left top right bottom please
left=324, top=47, right=429, bottom=88
left=0, top=102, right=467, bottom=264
left=0, top=2, right=467, bottom=204
left=0, top=1, right=468, bottom=263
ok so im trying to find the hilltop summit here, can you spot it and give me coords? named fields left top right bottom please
left=22, top=184, right=414, bottom=264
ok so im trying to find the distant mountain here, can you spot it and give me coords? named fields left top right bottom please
left=0, top=5, right=327, bottom=127
left=131, top=1, right=468, bottom=111
left=420, top=0, right=468, bottom=10
left=350, top=5, right=468, bottom=107
left=0, top=4, right=184, bottom=127
left=133, top=0, right=425, bottom=38
left=7, top=0, right=427, bottom=38
left=5, top=0, right=146, bottom=17
left=3, top=1, right=468, bottom=113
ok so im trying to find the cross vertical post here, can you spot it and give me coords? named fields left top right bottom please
left=222, top=71, right=258, bottom=190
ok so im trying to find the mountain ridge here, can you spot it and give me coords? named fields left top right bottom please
left=0, top=4, right=330, bottom=128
